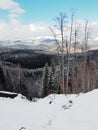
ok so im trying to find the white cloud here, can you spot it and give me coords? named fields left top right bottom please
left=0, top=21, right=52, bottom=41
left=0, top=16, right=98, bottom=47
left=0, top=0, right=25, bottom=14
left=30, top=22, right=52, bottom=38
left=0, top=0, right=30, bottom=41
left=0, top=21, right=32, bottom=41
left=0, top=0, right=25, bottom=22
left=0, top=0, right=98, bottom=48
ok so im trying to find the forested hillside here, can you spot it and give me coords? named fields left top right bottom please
left=0, top=48, right=98, bottom=100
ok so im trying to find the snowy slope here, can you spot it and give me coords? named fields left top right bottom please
left=0, top=90, right=98, bottom=130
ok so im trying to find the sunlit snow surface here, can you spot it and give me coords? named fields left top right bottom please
left=0, top=90, right=98, bottom=130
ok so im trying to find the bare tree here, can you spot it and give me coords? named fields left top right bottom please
left=50, top=11, right=75, bottom=93
left=50, top=13, right=67, bottom=93
left=66, top=11, right=74, bottom=93
left=84, top=20, right=89, bottom=62
left=83, top=20, right=90, bottom=92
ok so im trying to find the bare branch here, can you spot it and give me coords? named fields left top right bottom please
left=49, top=26, right=62, bottom=52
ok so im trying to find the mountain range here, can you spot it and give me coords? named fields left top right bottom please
left=0, top=37, right=98, bottom=52
left=0, top=37, right=57, bottom=52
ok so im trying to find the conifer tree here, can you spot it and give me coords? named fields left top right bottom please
left=48, top=69, right=55, bottom=93
left=42, top=63, right=50, bottom=96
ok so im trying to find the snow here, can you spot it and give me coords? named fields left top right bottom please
left=0, top=90, right=98, bottom=130
left=0, top=91, right=17, bottom=95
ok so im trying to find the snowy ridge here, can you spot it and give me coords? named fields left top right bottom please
left=0, top=37, right=56, bottom=51
left=0, top=89, right=98, bottom=130
left=1, top=38, right=98, bottom=52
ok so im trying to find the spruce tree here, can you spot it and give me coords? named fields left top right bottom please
left=48, top=69, right=55, bottom=93
left=42, top=63, right=50, bottom=96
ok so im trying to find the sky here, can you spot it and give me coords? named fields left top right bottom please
left=21, top=0, right=98, bottom=23
left=0, top=0, right=98, bottom=41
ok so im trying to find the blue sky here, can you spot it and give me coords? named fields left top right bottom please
left=16, top=0, right=98, bottom=23
left=1, top=0, right=98, bottom=24
left=0, top=0, right=98, bottom=41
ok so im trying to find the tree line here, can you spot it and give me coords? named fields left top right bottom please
left=0, top=53, right=97, bottom=100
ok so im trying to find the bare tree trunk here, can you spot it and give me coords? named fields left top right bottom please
left=65, top=38, right=69, bottom=92
left=72, top=20, right=78, bottom=93
left=60, top=14, right=65, bottom=93
left=84, top=20, right=89, bottom=63
left=66, top=12, right=74, bottom=93
left=84, top=20, right=89, bottom=92
left=50, top=13, right=67, bottom=93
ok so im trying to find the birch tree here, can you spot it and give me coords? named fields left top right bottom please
left=50, top=13, right=67, bottom=93
left=66, top=11, right=74, bottom=92
left=83, top=20, right=90, bottom=92
left=50, top=12, right=75, bottom=93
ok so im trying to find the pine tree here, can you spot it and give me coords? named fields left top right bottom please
left=42, top=63, right=50, bottom=96
left=51, top=58, right=56, bottom=74
left=48, top=69, right=55, bottom=93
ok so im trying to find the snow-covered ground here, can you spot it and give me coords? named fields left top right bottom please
left=0, top=89, right=98, bottom=130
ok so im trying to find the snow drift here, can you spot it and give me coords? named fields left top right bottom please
left=0, top=89, right=98, bottom=130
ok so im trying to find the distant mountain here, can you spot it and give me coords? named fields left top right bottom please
left=0, top=36, right=98, bottom=52
left=0, top=37, right=56, bottom=51
left=41, top=39, right=55, bottom=43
